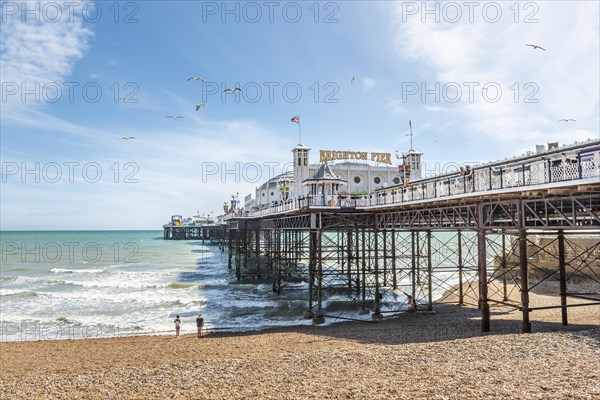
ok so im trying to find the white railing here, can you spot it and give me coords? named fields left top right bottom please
left=224, top=143, right=600, bottom=219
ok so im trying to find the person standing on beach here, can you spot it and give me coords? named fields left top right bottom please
left=196, top=314, right=204, bottom=338
left=174, top=315, right=181, bottom=338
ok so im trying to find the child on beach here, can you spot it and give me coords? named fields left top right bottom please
left=174, top=315, right=181, bottom=338
left=196, top=314, right=204, bottom=338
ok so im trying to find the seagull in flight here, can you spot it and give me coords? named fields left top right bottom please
left=223, top=87, right=242, bottom=94
left=195, top=104, right=206, bottom=111
left=395, top=150, right=400, bottom=159
left=525, top=44, right=546, bottom=51
left=120, top=136, right=135, bottom=140
left=187, top=77, right=205, bottom=81
left=558, top=119, right=576, bottom=122
left=166, top=116, right=184, bottom=119
left=351, top=76, right=355, bottom=83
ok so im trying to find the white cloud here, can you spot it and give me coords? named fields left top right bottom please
left=361, top=76, right=376, bottom=91
left=0, top=4, right=93, bottom=82
left=0, top=2, right=93, bottom=107
left=385, top=97, right=409, bottom=114
left=389, top=1, right=600, bottom=155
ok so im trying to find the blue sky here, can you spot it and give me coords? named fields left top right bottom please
left=1, top=0, right=599, bottom=230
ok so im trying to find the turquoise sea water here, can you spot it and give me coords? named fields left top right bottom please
left=0, top=230, right=319, bottom=341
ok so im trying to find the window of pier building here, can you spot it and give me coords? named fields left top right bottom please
left=354, top=176, right=361, bottom=184
left=374, top=177, right=381, bottom=184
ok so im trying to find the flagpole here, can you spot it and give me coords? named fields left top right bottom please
left=298, top=121, right=302, bottom=144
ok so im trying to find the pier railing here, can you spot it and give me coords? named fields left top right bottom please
left=223, top=140, right=600, bottom=220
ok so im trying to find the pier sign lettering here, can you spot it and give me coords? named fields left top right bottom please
left=319, top=150, right=392, bottom=165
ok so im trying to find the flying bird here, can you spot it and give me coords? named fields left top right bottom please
left=120, top=136, right=135, bottom=140
left=525, top=44, right=546, bottom=51
left=187, top=77, right=205, bottom=81
left=195, top=104, right=206, bottom=111
left=395, top=150, right=400, bottom=159
left=166, top=116, right=184, bottom=119
left=351, top=76, right=355, bottom=83
left=558, top=119, right=576, bottom=122
left=223, top=87, right=242, bottom=94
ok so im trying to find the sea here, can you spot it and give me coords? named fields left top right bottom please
left=0, top=230, right=473, bottom=342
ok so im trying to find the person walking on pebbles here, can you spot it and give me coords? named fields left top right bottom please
left=174, top=315, right=181, bottom=338
left=196, top=314, right=204, bottom=338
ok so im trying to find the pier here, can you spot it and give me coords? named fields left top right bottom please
left=223, top=140, right=600, bottom=333
left=163, top=224, right=227, bottom=243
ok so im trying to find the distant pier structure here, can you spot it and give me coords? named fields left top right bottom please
left=163, top=214, right=227, bottom=242
left=222, top=139, right=600, bottom=333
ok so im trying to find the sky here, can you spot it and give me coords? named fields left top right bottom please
left=1, top=0, right=599, bottom=230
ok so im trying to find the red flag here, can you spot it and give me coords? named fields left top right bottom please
left=291, top=115, right=300, bottom=124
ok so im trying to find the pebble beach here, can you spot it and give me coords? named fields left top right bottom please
left=1, top=283, right=599, bottom=399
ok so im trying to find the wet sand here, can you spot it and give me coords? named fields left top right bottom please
left=1, top=283, right=599, bottom=399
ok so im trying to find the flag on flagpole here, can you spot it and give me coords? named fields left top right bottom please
left=291, top=115, right=300, bottom=124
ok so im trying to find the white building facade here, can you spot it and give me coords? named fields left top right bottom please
left=252, top=144, right=423, bottom=209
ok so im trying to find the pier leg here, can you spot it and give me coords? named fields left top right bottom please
left=255, top=229, right=261, bottom=278
left=416, top=232, right=421, bottom=285
left=478, top=229, right=490, bottom=332
left=457, top=230, right=463, bottom=306
left=355, top=229, right=360, bottom=295
left=358, top=229, right=369, bottom=315
left=373, top=227, right=382, bottom=320
left=243, top=229, right=248, bottom=270
left=391, top=229, right=397, bottom=290
left=411, top=230, right=417, bottom=311
left=313, top=229, right=325, bottom=324
left=558, top=230, right=568, bottom=326
left=502, top=229, right=508, bottom=301
left=304, top=229, right=317, bottom=319
left=227, top=229, right=233, bottom=270
left=427, top=230, right=433, bottom=312
left=519, top=229, right=531, bottom=333
left=235, top=230, right=241, bottom=280
left=347, top=230, right=353, bottom=288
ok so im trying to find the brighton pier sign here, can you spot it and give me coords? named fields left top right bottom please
left=319, top=150, right=392, bottom=165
